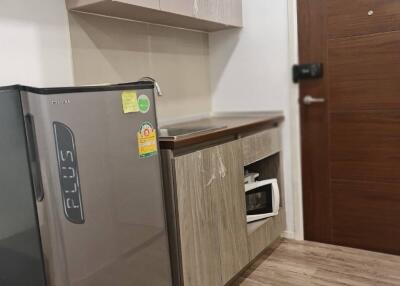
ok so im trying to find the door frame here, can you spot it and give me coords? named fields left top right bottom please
left=286, top=0, right=304, bottom=241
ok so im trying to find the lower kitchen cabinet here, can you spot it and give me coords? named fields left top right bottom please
left=174, top=140, right=249, bottom=286
left=160, top=118, right=285, bottom=286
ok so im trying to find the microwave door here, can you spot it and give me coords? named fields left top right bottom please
left=245, top=179, right=280, bottom=214
left=245, top=179, right=280, bottom=223
left=22, top=88, right=172, bottom=286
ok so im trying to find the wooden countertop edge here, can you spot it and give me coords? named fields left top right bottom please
left=159, top=115, right=284, bottom=150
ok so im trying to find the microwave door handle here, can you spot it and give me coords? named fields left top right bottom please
left=272, top=180, right=280, bottom=214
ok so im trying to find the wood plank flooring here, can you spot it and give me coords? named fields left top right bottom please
left=234, top=239, right=400, bottom=286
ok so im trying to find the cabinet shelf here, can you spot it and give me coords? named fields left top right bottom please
left=67, top=0, right=242, bottom=32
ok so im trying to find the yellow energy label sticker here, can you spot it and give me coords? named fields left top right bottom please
left=121, top=90, right=139, bottom=114
left=137, top=122, right=158, bottom=158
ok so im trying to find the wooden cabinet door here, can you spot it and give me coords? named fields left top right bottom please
left=174, top=140, right=248, bottom=286
left=194, top=0, right=242, bottom=26
left=204, top=140, right=249, bottom=284
left=174, top=149, right=222, bottom=286
left=118, top=0, right=160, bottom=10
left=216, top=0, right=242, bottom=26
left=229, top=0, right=242, bottom=26
left=195, top=0, right=223, bottom=23
left=160, top=0, right=194, bottom=17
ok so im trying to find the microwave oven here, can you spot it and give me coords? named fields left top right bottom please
left=245, top=179, right=280, bottom=223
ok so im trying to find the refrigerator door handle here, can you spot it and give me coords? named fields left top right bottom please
left=24, top=114, right=44, bottom=201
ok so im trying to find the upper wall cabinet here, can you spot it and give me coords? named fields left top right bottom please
left=195, top=0, right=242, bottom=27
left=66, top=0, right=242, bottom=32
left=160, top=0, right=194, bottom=17
left=127, top=0, right=159, bottom=10
left=67, top=0, right=160, bottom=10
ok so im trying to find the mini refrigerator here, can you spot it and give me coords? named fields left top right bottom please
left=0, top=83, right=173, bottom=286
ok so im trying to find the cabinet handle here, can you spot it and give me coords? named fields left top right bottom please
left=24, top=115, right=44, bottom=202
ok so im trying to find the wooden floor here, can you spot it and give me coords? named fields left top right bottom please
left=235, top=239, right=400, bottom=286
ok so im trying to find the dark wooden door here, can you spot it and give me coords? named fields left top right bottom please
left=298, top=0, right=400, bottom=255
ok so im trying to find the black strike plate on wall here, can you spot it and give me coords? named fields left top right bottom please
left=292, top=63, right=323, bottom=83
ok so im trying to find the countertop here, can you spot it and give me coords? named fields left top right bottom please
left=158, top=112, right=284, bottom=150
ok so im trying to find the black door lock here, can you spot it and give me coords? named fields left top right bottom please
left=293, top=63, right=323, bottom=83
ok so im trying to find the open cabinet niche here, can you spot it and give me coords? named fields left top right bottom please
left=240, top=127, right=286, bottom=261
left=244, top=152, right=284, bottom=208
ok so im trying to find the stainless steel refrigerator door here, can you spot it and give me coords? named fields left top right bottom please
left=0, top=87, right=46, bottom=286
left=22, top=87, right=172, bottom=286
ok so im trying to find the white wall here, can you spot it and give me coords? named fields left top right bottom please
left=68, top=13, right=211, bottom=123
left=209, top=0, right=302, bottom=239
left=0, top=0, right=211, bottom=123
left=0, top=0, right=74, bottom=87
left=0, top=0, right=73, bottom=239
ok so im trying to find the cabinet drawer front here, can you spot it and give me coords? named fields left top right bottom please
left=242, top=128, right=281, bottom=166
left=327, top=0, right=400, bottom=39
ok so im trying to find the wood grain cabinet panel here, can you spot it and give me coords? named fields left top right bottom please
left=229, top=0, right=242, bottom=26
left=327, top=0, right=400, bottom=39
left=119, top=0, right=159, bottom=9
left=160, top=0, right=194, bottom=17
left=174, top=140, right=249, bottom=286
left=67, top=0, right=99, bottom=9
left=195, top=0, right=221, bottom=23
left=241, top=128, right=281, bottom=166
left=67, top=0, right=241, bottom=31
left=68, top=0, right=160, bottom=10
left=203, top=140, right=249, bottom=284
left=174, top=151, right=222, bottom=286
left=219, top=0, right=242, bottom=26
left=194, top=0, right=242, bottom=26
left=247, top=211, right=285, bottom=261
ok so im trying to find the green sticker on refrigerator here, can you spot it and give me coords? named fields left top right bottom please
left=138, top=94, right=150, bottom=114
